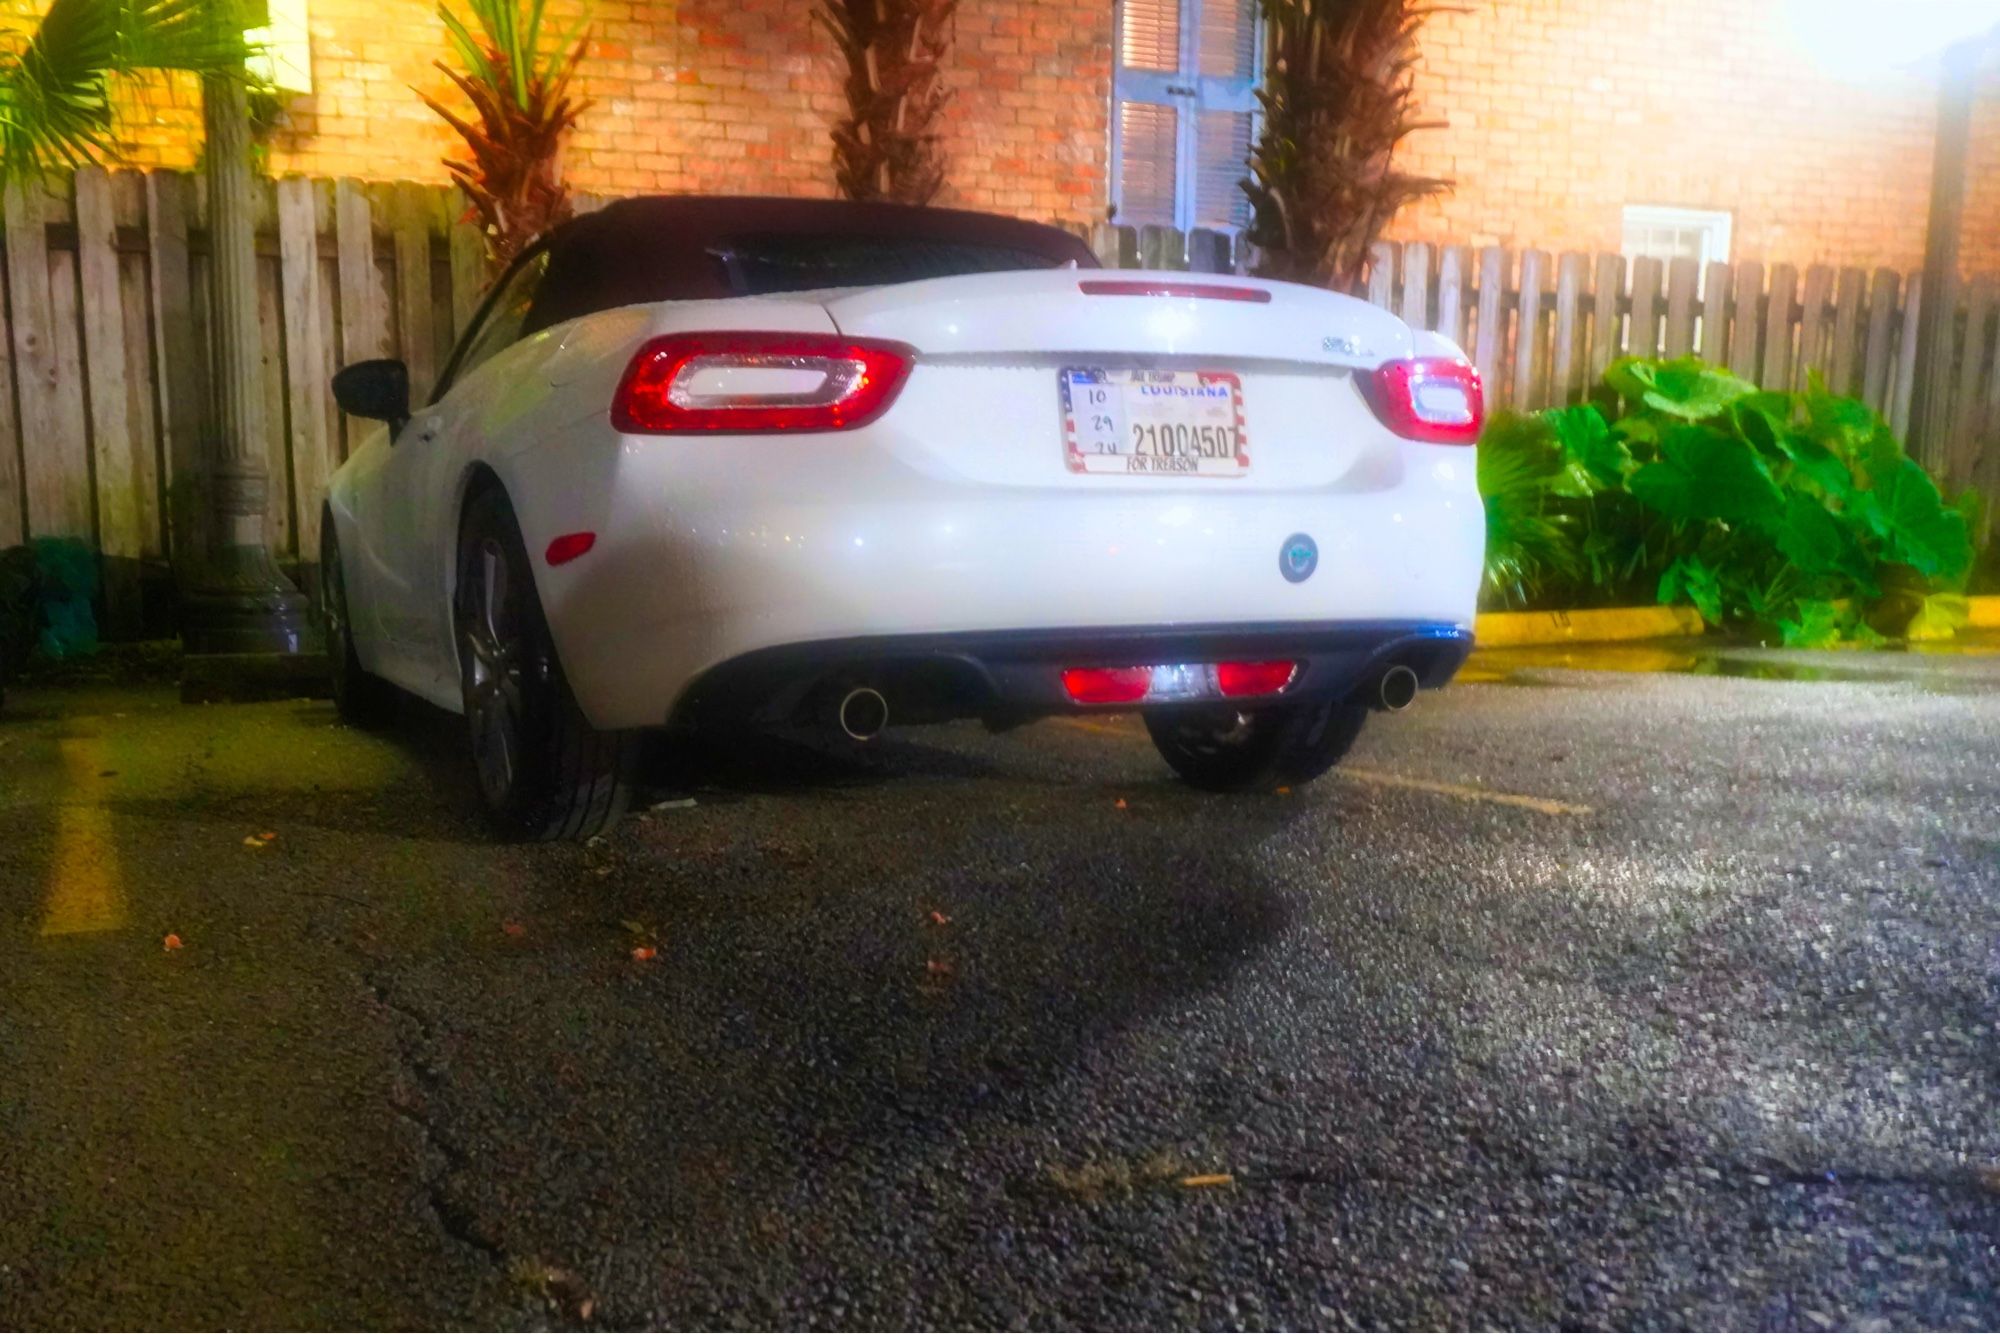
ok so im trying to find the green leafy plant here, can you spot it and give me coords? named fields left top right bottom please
left=1245, top=0, right=1450, bottom=293
left=1478, top=356, right=1983, bottom=645
left=814, top=0, right=956, bottom=205
left=0, top=0, right=256, bottom=182
left=417, top=0, right=591, bottom=269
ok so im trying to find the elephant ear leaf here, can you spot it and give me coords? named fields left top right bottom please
left=1870, top=458, right=1972, bottom=583
left=1658, top=554, right=1723, bottom=624
left=1778, top=599, right=1846, bottom=649
left=1774, top=491, right=1863, bottom=579
left=1804, top=380, right=1879, bottom=454
left=1546, top=404, right=1628, bottom=491
left=1732, top=391, right=1792, bottom=459
left=1628, top=425, right=1785, bottom=528
left=1603, top=356, right=1655, bottom=404
left=1783, top=433, right=1856, bottom=501
left=1637, top=357, right=1758, bottom=421
left=1905, top=592, right=1969, bottom=642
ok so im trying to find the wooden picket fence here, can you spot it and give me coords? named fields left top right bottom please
left=1093, top=221, right=2000, bottom=517
left=0, top=176, right=1994, bottom=637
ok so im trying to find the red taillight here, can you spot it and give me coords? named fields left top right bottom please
left=612, top=332, right=914, bottom=434
left=1359, top=357, right=1484, bottom=445
left=1061, top=666, right=1153, bottom=705
left=1215, top=660, right=1298, bottom=698
left=544, top=531, right=596, bottom=566
left=1078, top=279, right=1273, bottom=304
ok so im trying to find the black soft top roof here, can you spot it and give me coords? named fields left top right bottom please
left=523, top=195, right=1099, bottom=335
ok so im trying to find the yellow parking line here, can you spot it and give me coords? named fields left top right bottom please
left=39, top=735, right=126, bottom=937
left=1058, top=716, right=1138, bottom=739
left=1337, top=766, right=1592, bottom=817
left=1056, top=716, right=1589, bottom=815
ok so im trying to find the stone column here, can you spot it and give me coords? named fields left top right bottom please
left=179, top=74, right=308, bottom=656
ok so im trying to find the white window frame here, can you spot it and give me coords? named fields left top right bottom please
left=1108, top=0, right=1262, bottom=234
left=247, top=0, right=313, bottom=94
left=1621, top=205, right=1734, bottom=267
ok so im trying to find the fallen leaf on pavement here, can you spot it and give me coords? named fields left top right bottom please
left=630, top=945, right=657, bottom=961
left=242, top=834, right=269, bottom=848
left=1275, top=787, right=1292, bottom=796
left=929, top=910, right=951, bottom=926
left=259, top=831, right=277, bottom=841
left=163, top=933, right=183, bottom=952
left=650, top=797, right=698, bottom=812
left=1179, top=1173, right=1234, bottom=1189
left=1114, top=798, right=1129, bottom=810
left=501, top=921, right=526, bottom=938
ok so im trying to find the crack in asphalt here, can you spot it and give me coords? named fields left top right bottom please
left=357, top=967, right=510, bottom=1265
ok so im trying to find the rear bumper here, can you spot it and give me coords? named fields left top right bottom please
left=668, top=619, right=1473, bottom=731
left=503, top=426, right=1483, bottom=730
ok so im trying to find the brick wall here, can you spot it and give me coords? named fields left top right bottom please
left=53, top=0, right=1112, bottom=228
left=1390, top=0, right=2000, bottom=274
left=9, top=0, right=1995, bottom=273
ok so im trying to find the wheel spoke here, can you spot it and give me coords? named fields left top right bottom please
left=480, top=544, right=507, bottom=647
left=461, top=533, right=526, bottom=806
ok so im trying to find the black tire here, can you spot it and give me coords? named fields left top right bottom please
left=1143, top=696, right=1370, bottom=793
left=455, top=487, right=637, bottom=841
left=321, top=512, right=400, bottom=728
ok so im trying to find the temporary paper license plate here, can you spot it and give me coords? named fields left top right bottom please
left=1060, top=368, right=1248, bottom=477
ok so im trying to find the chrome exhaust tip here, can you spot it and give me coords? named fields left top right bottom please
left=837, top=686, right=889, bottom=741
left=1375, top=664, right=1420, bottom=712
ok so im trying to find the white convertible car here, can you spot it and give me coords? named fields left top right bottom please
left=323, top=196, right=1485, bottom=839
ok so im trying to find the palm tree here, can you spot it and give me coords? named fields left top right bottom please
left=1243, top=0, right=1450, bottom=293
left=417, top=0, right=591, bottom=270
left=814, top=0, right=956, bottom=205
left=0, top=0, right=254, bottom=182
left=0, top=0, right=309, bottom=658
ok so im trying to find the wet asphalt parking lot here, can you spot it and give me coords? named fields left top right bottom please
left=1, top=641, right=1998, bottom=1329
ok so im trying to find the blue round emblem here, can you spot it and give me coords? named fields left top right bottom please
left=1280, top=533, right=1319, bottom=583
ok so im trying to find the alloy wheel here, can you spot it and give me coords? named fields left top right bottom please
left=459, top=537, right=530, bottom=809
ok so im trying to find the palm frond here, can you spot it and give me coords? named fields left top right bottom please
left=0, top=0, right=259, bottom=183
left=0, top=0, right=122, bottom=180
left=423, top=0, right=592, bottom=269
left=115, top=0, right=252, bottom=75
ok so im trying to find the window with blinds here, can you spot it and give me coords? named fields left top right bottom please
left=1112, top=0, right=1260, bottom=234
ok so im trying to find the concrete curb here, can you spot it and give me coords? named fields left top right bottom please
left=1474, top=605, right=1705, bottom=647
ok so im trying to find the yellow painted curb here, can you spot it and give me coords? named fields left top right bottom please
left=1968, top=596, right=2000, bottom=630
left=1474, top=605, right=1705, bottom=647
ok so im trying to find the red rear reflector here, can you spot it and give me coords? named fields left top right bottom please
left=1216, top=660, right=1298, bottom=698
left=545, top=532, right=596, bottom=566
left=1358, top=357, right=1484, bottom=445
left=1078, top=279, right=1272, bottom=304
left=613, top=332, right=914, bottom=434
left=1061, top=666, right=1153, bottom=705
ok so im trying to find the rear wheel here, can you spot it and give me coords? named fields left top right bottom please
left=320, top=513, right=399, bottom=728
left=455, top=488, right=637, bottom=841
left=1143, top=697, right=1369, bottom=793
